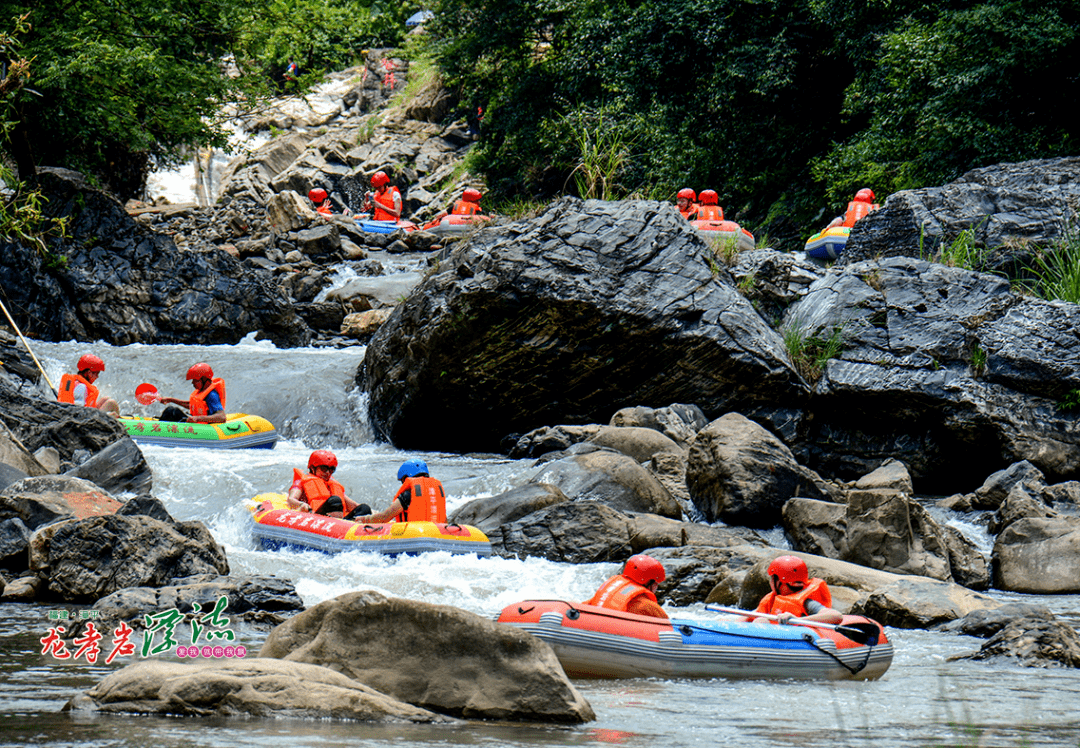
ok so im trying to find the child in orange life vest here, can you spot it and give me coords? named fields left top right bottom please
left=286, top=450, right=369, bottom=519
left=675, top=187, right=698, bottom=220
left=57, top=353, right=119, bottom=416
left=750, top=555, right=843, bottom=625
left=826, top=188, right=881, bottom=230
left=584, top=554, right=669, bottom=620
left=362, top=171, right=403, bottom=221
left=352, top=459, right=447, bottom=523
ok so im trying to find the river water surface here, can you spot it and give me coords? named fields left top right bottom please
left=3, top=324, right=1079, bottom=748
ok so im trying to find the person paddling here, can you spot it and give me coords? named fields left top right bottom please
left=584, top=554, right=669, bottom=620
left=57, top=354, right=119, bottom=416
left=158, top=363, right=227, bottom=424
left=749, top=555, right=843, bottom=625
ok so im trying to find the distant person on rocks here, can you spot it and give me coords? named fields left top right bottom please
left=362, top=171, right=403, bottom=221
left=57, top=354, right=119, bottom=416
left=676, top=188, right=698, bottom=220
left=308, top=187, right=333, bottom=215
left=696, top=190, right=724, bottom=221
left=287, top=449, right=369, bottom=518
left=584, top=554, right=669, bottom=620
left=283, top=58, right=299, bottom=82
left=826, top=188, right=881, bottom=230
left=158, top=363, right=227, bottom=424
left=749, top=555, right=843, bottom=625
left=351, top=459, right=447, bottom=523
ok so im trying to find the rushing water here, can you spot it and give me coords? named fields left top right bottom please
left=3, top=329, right=1080, bottom=748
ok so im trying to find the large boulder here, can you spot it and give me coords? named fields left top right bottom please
left=851, top=577, right=1003, bottom=629
left=67, top=659, right=448, bottom=722
left=0, top=168, right=310, bottom=347
left=259, top=591, right=595, bottom=723
left=687, top=413, right=837, bottom=527
left=992, top=516, right=1080, bottom=593
left=785, top=255, right=1080, bottom=491
left=0, top=475, right=122, bottom=531
left=362, top=197, right=808, bottom=452
left=44, top=514, right=230, bottom=602
left=951, top=619, right=1080, bottom=668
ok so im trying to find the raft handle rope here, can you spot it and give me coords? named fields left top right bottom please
left=0, top=296, right=57, bottom=394
left=799, top=631, right=875, bottom=676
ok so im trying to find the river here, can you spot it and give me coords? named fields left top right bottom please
left=2, top=320, right=1079, bottom=747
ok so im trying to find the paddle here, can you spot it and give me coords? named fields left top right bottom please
left=135, top=383, right=160, bottom=405
left=705, top=605, right=880, bottom=646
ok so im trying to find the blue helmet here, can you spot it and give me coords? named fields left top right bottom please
left=397, top=460, right=429, bottom=481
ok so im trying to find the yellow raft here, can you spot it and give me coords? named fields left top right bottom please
left=248, top=493, right=492, bottom=557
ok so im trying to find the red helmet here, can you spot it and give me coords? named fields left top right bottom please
left=308, top=188, right=328, bottom=203
left=767, top=555, right=809, bottom=588
left=855, top=188, right=875, bottom=203
left=77, top=354, right=105, bottom=373
left=462, top=188, right=482, bottom=202
left=677, top=188, right=696, bottom=202
left=308, top=449, right=338, bottom=471
left=623, top=554, right=666, bottom=587
left=186, top=363, right=214, bottom=381
left=371, top=171, right=390, bottom=188
left=699, top=189, right=719, bottom=205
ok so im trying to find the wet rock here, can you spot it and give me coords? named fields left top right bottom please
left=853, top=458, right=914, bottom=494
left=843, top=489, right=952, bottom=580
left=988, top=482, right=1057, bottom=535
left=0, top=517, right=30, bottom=571
left=936, top=602, right=1056, bottom=638
left=63, top=437, right=152, bottom=496
left=0, top=420, right=47, bottom=477
left=687, top=413, right=837, bottom=527
left=507, top=424, right=602, bottom=459
left=0, top=475, right=122, bottom=531
left=992, top=516, right=1080, bottom=593
left=973, top=460, right=1048, bottom=511
left=609, top=403, right=709, bottom=449
left=448, top=483, right=568, bottom=535
left=527, top=449, right=681, bottom=518
left=497, top=501, right=634, bottom=562
left=942, top=526, right=991, bottom=590
left=363, top=197, right=808, bottom=453
left=340, top=308, right=393, bottom=339
left=850, top=577, right=1003, bottom=629
left=585, top=425, right=683, bottom=464
left=259, top=590, right=595, bottom=723
left=294, top=300, right=347, bottom=331
left=45, top=514, right=229, bottom=602
left=952, top=619, right=1080, bottom=668
left=67, top=659, right=447, bottom=722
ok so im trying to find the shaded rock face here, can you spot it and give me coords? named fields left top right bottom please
left=840, top=157, right=1080, bottom=269
left=46, top=514, right=229, bottom=602
left=362, top=197, right=808, bottom=452
left=0, top=475, right=121, bottom=531
left=786, top=255, right=1080, bottom=491
left=687, top=413, right=835, bottom=527
left=67, top=659, right=448, bottom=722
left=259, top=590, right=595, bottom=723
left=0, top=169, right=310, bottom=347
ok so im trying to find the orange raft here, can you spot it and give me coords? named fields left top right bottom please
left=248, top=493, right=492, bottom=557
left=691, top=219, right=756, bottom=252
left=497, top=600, right=893, bottom=681
left=420, top=213, right=492, bottom=237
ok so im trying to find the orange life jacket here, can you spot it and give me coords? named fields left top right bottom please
left=697, top=204, right=724, bottom=221
left=841, top=200, right=880, bottom=228
left=189, top=377, right=226, bottom=417
left=679, top=204, right=699, bottom=220
left=392, top=476, right=447, bottom=523
left=451, top=200, right=481, bottom=216
left=372, top=186, right=401, bottom=221
left=755, top=577, right=832, bottom=618
left=316, top=201, right=332, bottom=215
left=292, top=468, right=355, bottom=516
left=585, top=575, right=658, bottom=613
left=57, top=373, right=99, bottom=407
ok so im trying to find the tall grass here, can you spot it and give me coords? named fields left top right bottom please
left=1019, top=228, right=1080, bottom=303
left=780, top=317, right=848, bottom=381
left=562, top=106, right=637, bottom=201
left=936, top=226, right=989, bottom=270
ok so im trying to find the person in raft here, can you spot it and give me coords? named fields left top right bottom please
left=826, top=188, right=881, bottom=230
left=158, top=363, right=227, bottom=424
left=749, top=555, right=843, bottom=625
left=350, top=459, right=447, bottom=524
left=57, top=354, right=120, bottom=416
left=362, top=170, right=403, bottom=221
left=584, top=554, right=669, bottom=620
left=696, top=189, right=724, bottom=221
left=307, top=187, right=334, bottom=215
left=675, top=187, right=698, bottom=220
left=286, top=449, right=371, bottom=518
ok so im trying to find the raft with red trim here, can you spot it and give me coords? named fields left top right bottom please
left=247, top=493, right=492, bottom=557
left=804, top=226, right=850, bottom=260
left=691, top=219, right=756, bottom=252
left=420, top=213, right=492, bottom=237
left=497, top=600, right=892, bottom=681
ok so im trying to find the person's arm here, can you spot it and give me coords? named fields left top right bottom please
left=789, top=599, right=843, bottom=625
left=626, top=597, right=669, bottom=619
left=159, top=396, right=190, bottom=409
left=388, top=190, right=403, bottom=219
left=287, top=486, right=311, bottom=512
left=358, top=498, right=403, bottom=523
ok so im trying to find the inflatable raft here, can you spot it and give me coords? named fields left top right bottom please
left=120, top=413, right=278, bottom=449
left=497, top=600, right=892, bottom=681
left=420, top=213, right=491, bottom=237
left=691, top=219, right=756, bottom=252
left=352, top=217, right=418, bottom=234
left=804, top=226, right=850, bottom=260
left=248, top=493, right=492, bottom=557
